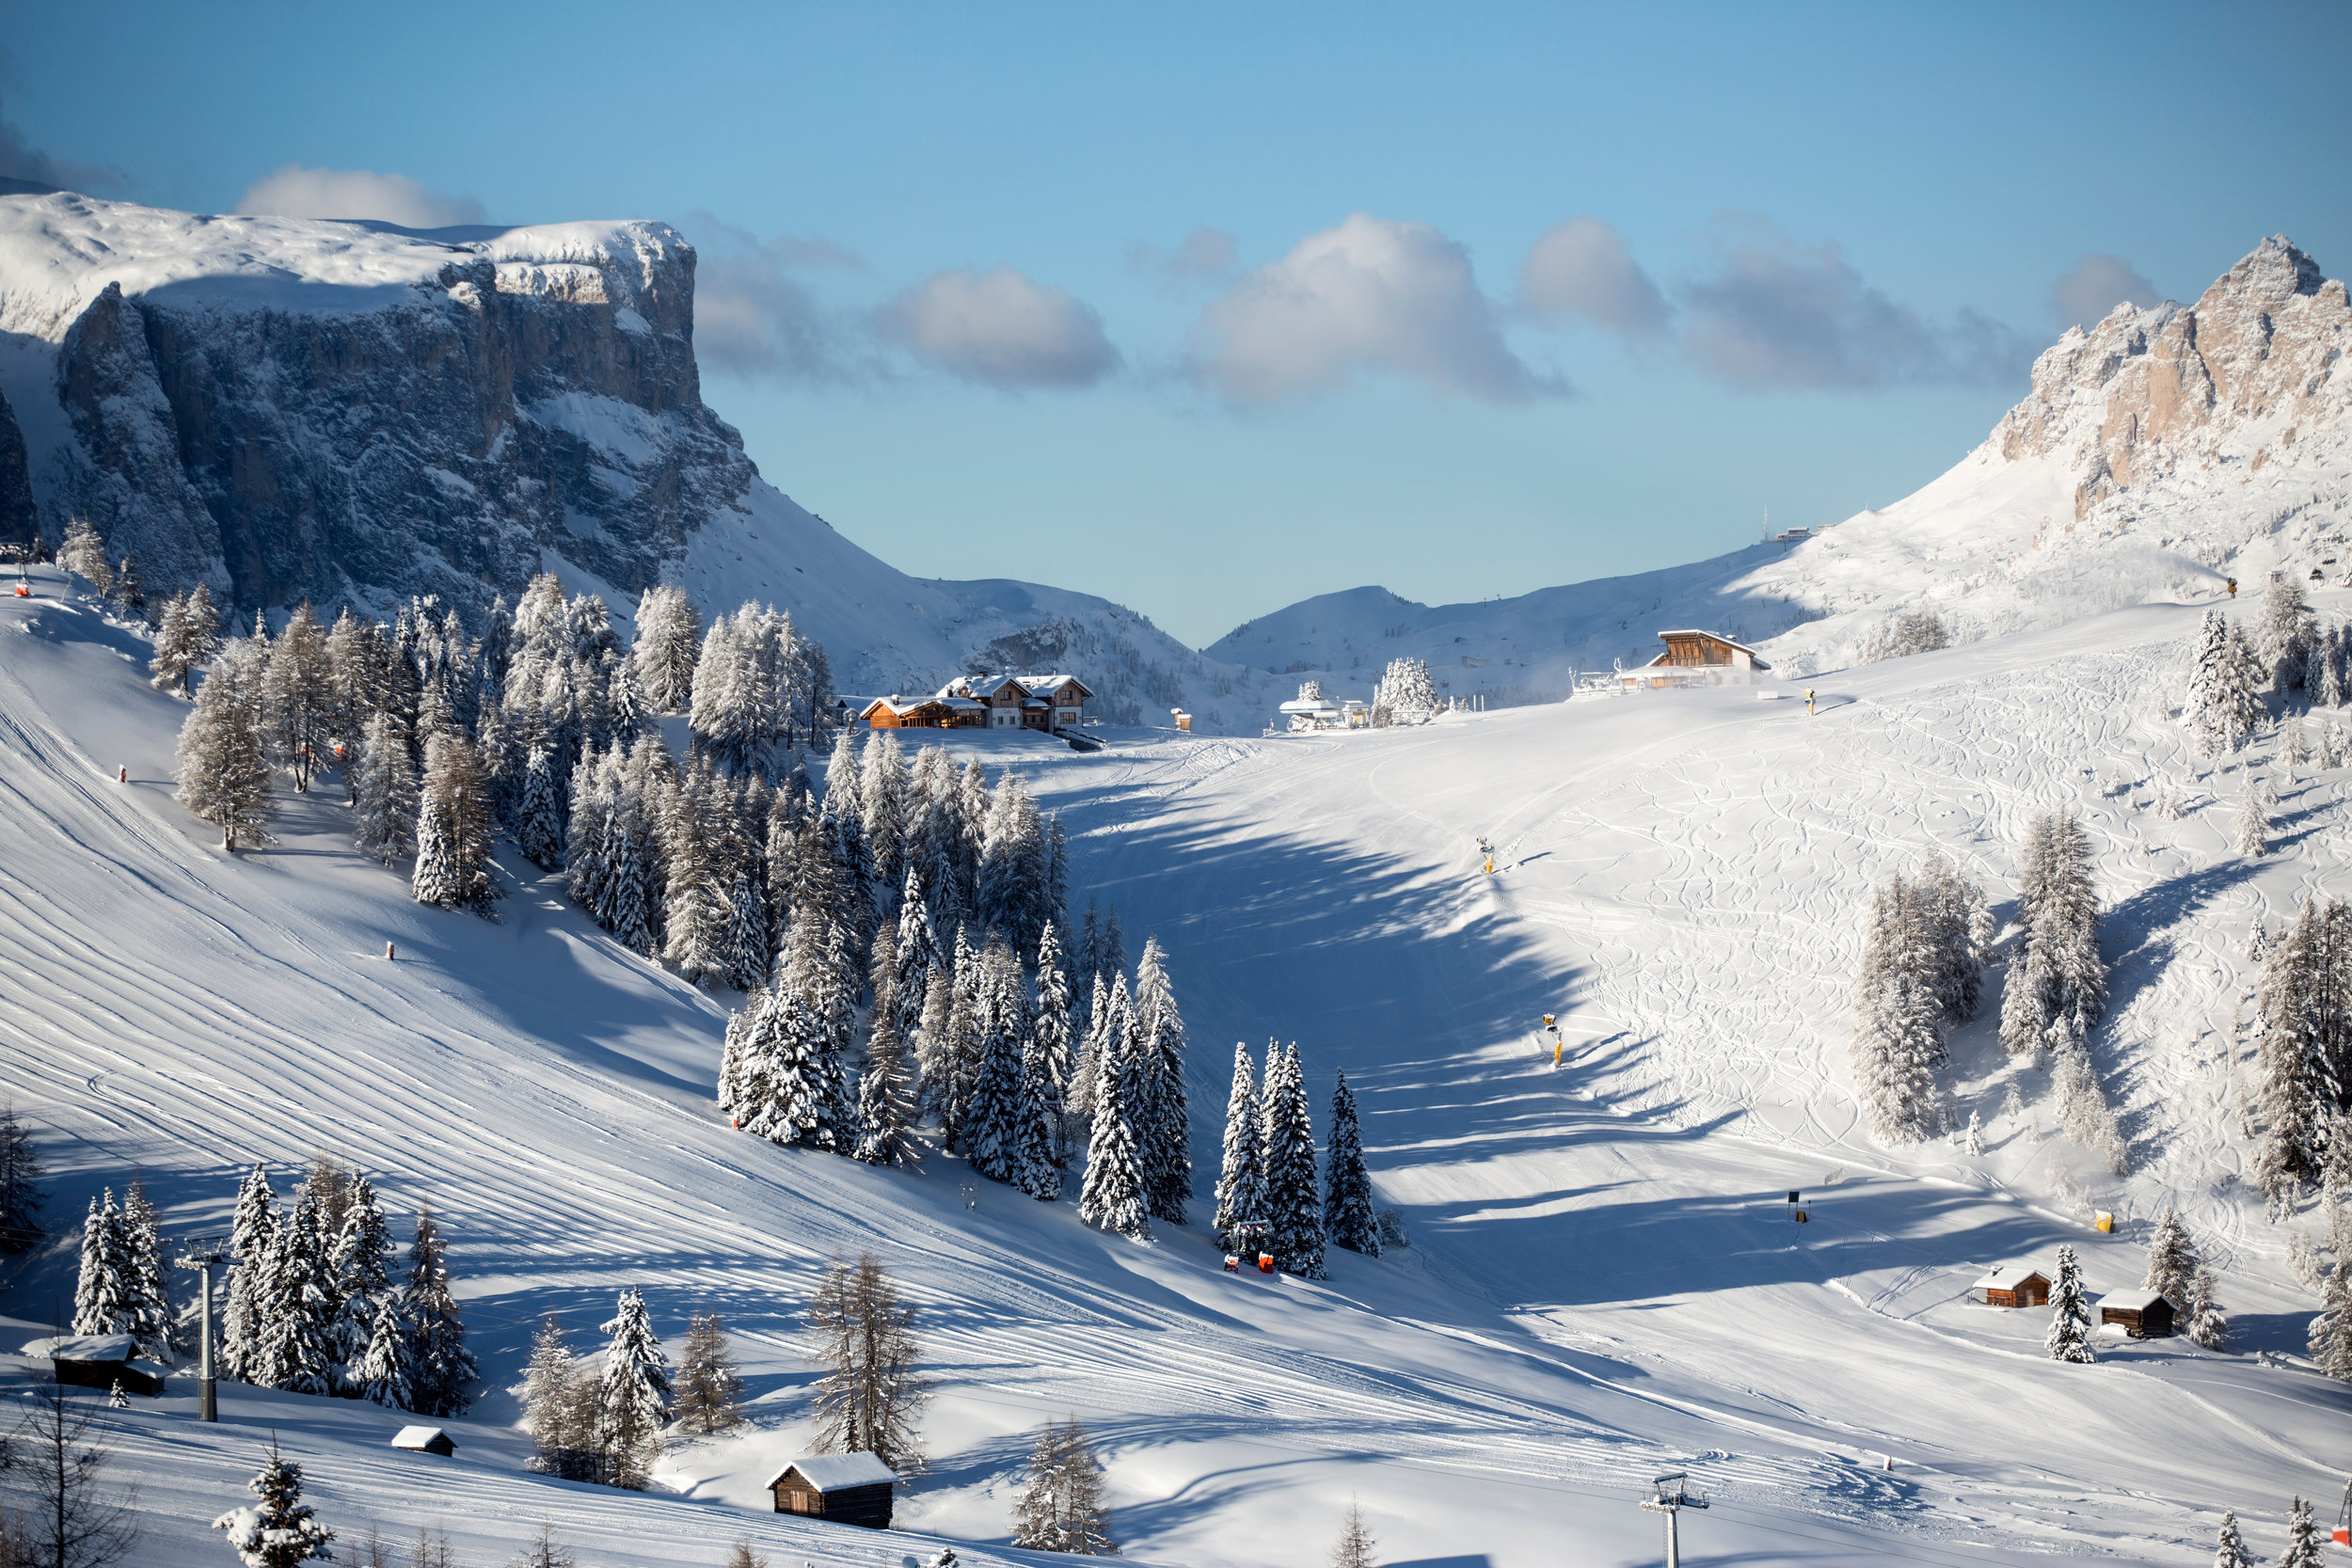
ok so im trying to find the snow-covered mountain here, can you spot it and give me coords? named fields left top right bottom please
left=1213, top=235, right=2352, bottom=693
left=0, top=184, right=1285, bottom=731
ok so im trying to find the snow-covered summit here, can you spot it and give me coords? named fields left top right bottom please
left=1216, top=236, right=2352, bottom=689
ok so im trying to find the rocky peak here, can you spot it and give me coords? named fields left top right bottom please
left=1994, top=234, right=2350, bottom=516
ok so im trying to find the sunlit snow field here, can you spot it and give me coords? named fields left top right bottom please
left=3, top=565, right=2347, bottom=1566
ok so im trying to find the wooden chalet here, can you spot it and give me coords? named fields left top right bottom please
left=861, top=673, right=1093, bottom=733
left=391, top=1426, right=458, bottom=1457
left=1619, top=630, right=1772, bottom=689
left=768, top=1452, right=898, bottom=1528
left=1969, top=1264, right=2051, bottom=1308
left=2095, top=1290, right=2176, bottom=1338
left=26, top=1334, right=165, bottom=1396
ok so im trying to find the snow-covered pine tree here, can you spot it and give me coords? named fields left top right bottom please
left=661, top=768, right=730, bottom=986
left=673, top=1310, right=746, bottom=1436
left=1077, top=987, right=1151, bottom=1241
left=2186, top=1261, right=2230, bottom=1350
left=961, top=941, right=1031, bottom=1184
left=261, top=602, right=334, bottom=792
left=823, top=725, right=863, bottom=830
left=1331, top=1498, right=1378, bottom=1568
left=221, top=1163, right=278, bottom=1382
left=892, top=867, right=944, bottom=1049
left=2311, top=1243, right=2352, bottom=1382
left=2282, top=1497, right=2327, bottom=1568
left=413, top=731, right=499, bottom=912
left=352, top=711, right=419, bottom=866
left=1915, top=852, right=1991, bottom=1021
left=935, top=927, right=985, bottom=1148
left=110, top=555, right=145, bottom=614
left=854, top=1001, right=923, bottom=1169
left=908, top=745, right=971, bottom=930
left=72, top=1191, right=133, bottom=1338
left=2259, top=575, right=2315, bottom=690
left=977, top=769, right=1047, bottom=952
left=2045, top=1243, right=2094, bottom=1363
left=2185, top=609, right=2262, bottom=758
left=252, top=1186, right=334, bottom=1395
left=1132, top=937, right=1192, bottom=1225
left=2030, top=812, right=2106, bottom=1053
left=1069, top=971, right=1109, bottom=1130
left=521, top=1313, right=591, bottom=1479
left=58, top=515, right=111, bottom=595
left=120, top=1176, right=173, bottom=1360
left=0, top=1103, right=47, bottom=1257
left=404, top=1204, right=477, bottom=1418
left=213, top=1436, right=335, bottom=1567
left=1043, top=812, right=1069, bottom=942
left=150, top=582, right=222, bottom=696
left=739, top=909, right=855, bottom=1152
left=631, top=585, right=702, bottom=714
left=1373, top=657, right=1439, bottom=725
left=1029, top=924, right=1074, bottom=1160
left=514, top=742, right=566, bottom=869
left=328, top=1175, right=394, bottom=1396
left=2252, top=896, right=2347, bottom=1211
left=859, top=730, right=910, bottom=909
left=350, top=1283, right=416, bottom=1411
left=2143, top=1206, right=2196, bottom=1305
left=1325, top=1069, right=1381, bottom=1258
left=1213, top=1043, right=1263, bottom=1254
left=176, top=658, right=273, bottom=850
left=2211, top=1511, right=2251, bottom=1568
left=1261, top=1042, right=1326, bottom=1278
left=2235, top=769, right=2270, bottom=858
left=597, top=1287, right=671, bottom=1489
left=1851, top=872, right=1946, bottom=1143
left=1011, top=1416, right=1119, bottom=1555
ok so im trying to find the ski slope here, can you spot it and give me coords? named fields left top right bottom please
left=3, top=563, right=2348, bottom=1566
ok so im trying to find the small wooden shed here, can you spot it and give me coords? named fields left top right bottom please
left=1970, top=1265, right=2051, bottom=1307
left=2096, top=1290, right=2176, bottom=1338
left=391, top=1426, right=458, bottom=1457
left=768, top=1452, right=898, bottom=1528
left=26, top=1334, right=165, bottom=1396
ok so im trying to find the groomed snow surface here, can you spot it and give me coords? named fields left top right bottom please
left=3, top=564, right=2348, bottom=1566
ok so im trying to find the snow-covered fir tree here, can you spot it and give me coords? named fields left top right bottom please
left=674, top=1310, right=746, bottom=1436
left=1133, top=937, right=1190, bottom=1225
left=2045, top=1243, right=2094, bottom=1363
left=1213, top=1043, right=1264, bottom=1254
left=1029, top=924, right=1074, bottom=1160
left=1373, top=657, right=1438, bottom=726
left=1998, top=812, right=2106, bottom=1059
left=2259, top=575, right=2316, bottom=690
left=2282, top=1497, right=2327, bottom=1568
left=597, top=1287, right=671, bottom=1490
left=329, top=1174, right=395, bottom=1395
left=2184, top=608, right=2263, bottom=758
left=1325, top=1069, right=1381, bottom=1257
left=854, top=987, right=923, bottom=1168
left=0, top=1104, right=47, bottom=1256
left=109, top=555, right=145, bottom=614
left=150, top=582, right=221, bottom=697
left=2186, top=1260, right=2230, bottom=1350
left=1331, top=1498, right=1378, bottom=1568
left=120, top=1176, right=173, bottom=1360
left=213, top=1436, right=335, bottom=1567
left=349, top=1284, right=416, bottom=1411
left=1851, top=870, right=1947, bottom=1143
left=1011, top=1416, right=1119, bottom=1555
left=734, top=891, right=856, bottom=1152
left=175, top=657, right=273, bottom=850
left=804, top=1253, right=928, bottom=1472
left=892, top=867, right=944, bottom=1048
left=413, top=731, right=498, bottom=912
left=2252, top=896, right=2350, bottom=1211
left=859, top=730, right=910, bottom=909
left=261, top=602, right=334, bottom=792
left=934, top=927, right=985, bottom=1147
left=514, top=742, right=567, bottom=869
left=1261, top=1042, right=1326, bottom=1278
left=2212, top=1511, right=2251, bottom=1568
left=404, top=1204, right=476, bottom=1418
left=631, top=584, right=702, bottom=713
left=252, top=1185, right=334, bottom=1396
left=58, top=515, right=112, bottom=594
left=222, top=1163, right=278, bottom=1382
left=353, top=711, right=419, bottom=865
left=1078, top=985, right=1151, bottom=1241
left=977, top=768, right=1049, bottom=952
left=2234, top=769, right=2270, bottom=858
left=661, top=768, right=731, bottom=986
left=522, top=1314, right=597, bottom=1481
left=72, top=1190, right=133, bottom=1338
left=961, top=940, right=1034, bottom=1185
left=2143, top=1206, right=2196, bottom=1305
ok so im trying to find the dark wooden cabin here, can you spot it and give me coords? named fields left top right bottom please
left=2096, top=1290, right=2176, bottom=1338
left=768, top=1453, right=898, bottom=1528
left=391, top=1425, right=458, bottom=1457
left=1970, top=1264, right=2051, bottom=1307
left=40, top=1334, right=164, bottom=1396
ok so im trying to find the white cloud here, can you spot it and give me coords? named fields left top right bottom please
left=1186, top=214, right=1560, bottom=404
left=1518, top=215, right=1668, bottom=336
left=877, top=265, right=1120, bottom=389
left=2051, top=252, right=2160, bottom=327
left=688, top=217, right=866, bottom=383
left=1681, top=230, right=2031, bottom=389
left=235, top=164, right=486, bottom=230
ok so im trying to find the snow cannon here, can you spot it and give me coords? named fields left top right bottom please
left=1223, top=1255, right=1239, bottom=1273
left=2093, top=1211, right=2115, bottom=1233
left=2332, top=1478, right=2349, bottom=1545
left=1258, top=1253, right=1276, bottom=1274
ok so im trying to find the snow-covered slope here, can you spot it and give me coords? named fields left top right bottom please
left=6, top=565, right=2349, bottom=1566
left=1214, top=236, right=2352, bottom=696
left=0, top=187, right=1286, bottom=733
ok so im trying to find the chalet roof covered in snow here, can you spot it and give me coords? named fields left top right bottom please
left=391, top=1426, right=457, bottom=1454
left=1968, top=1264, right=2048, bottom=1291
left=2094, top=1290, right=2168, bottom=1312
left=766, top=1452, right=898, bottom=1491
left=22, top=1334, right=137, bottom=1361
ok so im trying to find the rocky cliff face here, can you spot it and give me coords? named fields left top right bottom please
left=0, top=192, right=752, bottom=614
left=1994, top=236, right=2351, bottom=519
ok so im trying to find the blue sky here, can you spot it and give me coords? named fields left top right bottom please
left=9, top=2, right=2349, bottom=647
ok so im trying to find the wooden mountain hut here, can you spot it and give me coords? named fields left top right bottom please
left=29, top=1334, right=164, bottom=1396
left=2095, top=1290, right=2176, bottom=1338
left=391, top=1426, right=458, bottom=1457
left=768, top=1452, right=898, bottom=1528
left=1969, top=1264, right=2050, bottom=1307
